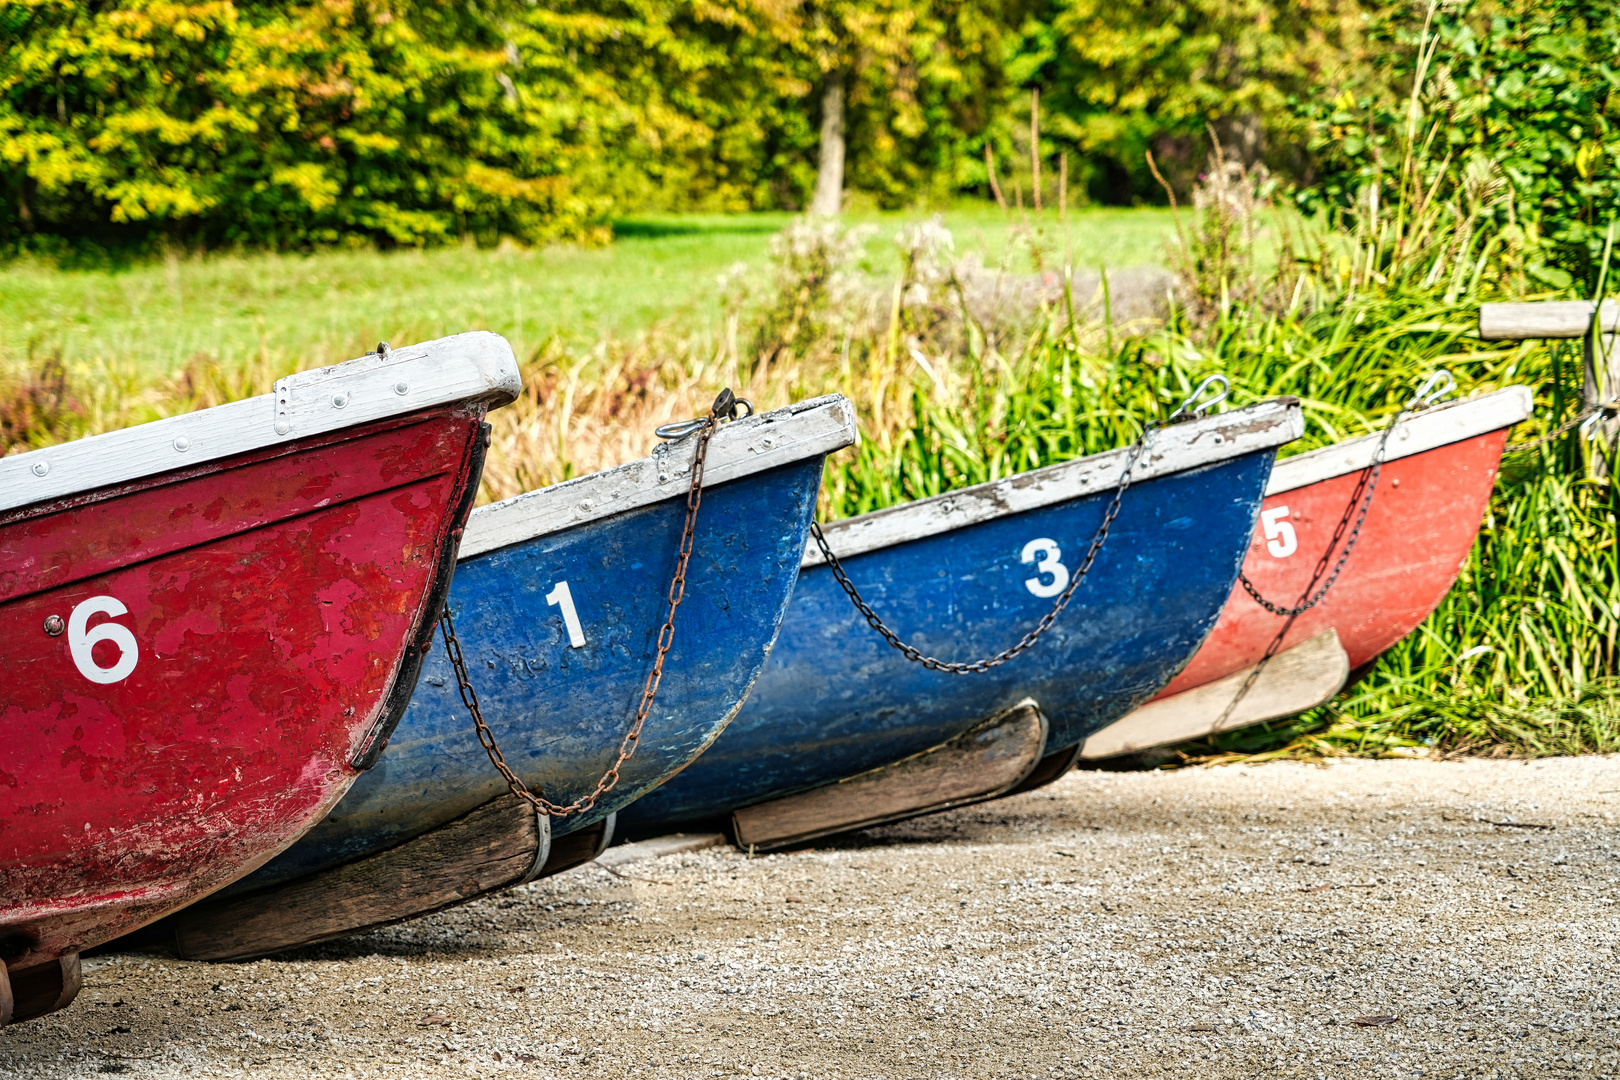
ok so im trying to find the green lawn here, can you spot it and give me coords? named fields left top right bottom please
left=0, top=206, right=1175, bottom=379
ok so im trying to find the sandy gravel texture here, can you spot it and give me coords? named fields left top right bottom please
left=6, top=755, right=1620, bottom=1079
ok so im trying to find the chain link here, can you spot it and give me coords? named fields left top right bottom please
left=1234, top=409, right=1399, bottom=618
left=439, top=390, right=740, bottom=818
left=1504, top=400, right=1619, bottom=453
left=1235, top=372, right=1457, bottom=619
left=810, top=425, right=1158, bottom=674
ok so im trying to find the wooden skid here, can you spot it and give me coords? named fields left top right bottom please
left=1002, top=742, right=1086, bottom=798
left=732, top=701, right=1047, bottom=851
left=172, top=795, right=549, bottom=962
left=1081, top=630, right=1349, bottom=759
left=538, top=817, right=616, bottom=880
left=4, top=954, right=81, bottom=1026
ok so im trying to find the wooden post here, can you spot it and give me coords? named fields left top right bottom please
left=1479, top=299, right=1620, bottom=477
left=1586, top=331, right=1620, bottom=477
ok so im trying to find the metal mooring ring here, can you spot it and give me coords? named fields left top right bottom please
left=1169, top=374, right=1230, bottom=422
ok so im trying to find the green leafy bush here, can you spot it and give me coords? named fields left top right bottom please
left=0, top=0, right=1022, bottom=254
left=1300, top=0, right=1620, bottom=289
left=1, top=1, right=611, bottom=250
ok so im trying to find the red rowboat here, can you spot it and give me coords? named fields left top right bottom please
left=1079, top=386, right=1532, bottom=759
left=0, top=334, right=519, bottom=1023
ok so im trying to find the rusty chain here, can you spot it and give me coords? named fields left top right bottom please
left=809, top=431, right=1152, bottom=674
left=807, top=375, right=1235, bottom=674
left=1504, top=400, right=1618, bottom=453
left=1235, top=370, right=1453, bottom=620
left=439, top=388, right=745, bottom=818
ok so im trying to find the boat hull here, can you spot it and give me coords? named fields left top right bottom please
left=218, top=455, right=827, bottom=895
left=0, top=408, right=487, bottom=970
left=1077, top=429, right=1510, bottom=759
left=621, top=450, right=1275, bottom=834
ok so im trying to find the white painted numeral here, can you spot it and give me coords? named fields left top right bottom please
left=68, top=595, right=139, bottom=685
left=1262, top=506, right=1298, bottom=559
left=1021, top=538, right=1071, bottom=598
left=546, top=581, right=586, bottom=648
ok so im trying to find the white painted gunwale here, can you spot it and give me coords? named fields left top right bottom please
left=801, top=398, right=1305, bottom=568
left=1266, top=386, right=1532, bottom=497
left=458, top=395, right=858, bottom=559
left=0, top=332, right=523, bottom=515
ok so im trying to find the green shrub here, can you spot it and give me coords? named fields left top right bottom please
left=1300, top=0, right=1620, bottom=289
left=0, top=0, right=1023, bottom=254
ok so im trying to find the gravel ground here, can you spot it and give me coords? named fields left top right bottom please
left=6, top=756, right=1620, bottom=1079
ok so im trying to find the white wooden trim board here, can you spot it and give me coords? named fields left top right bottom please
left=1266, top=387, right=1531, bottom=497
left=801, top=399, right=1305, bottom=567
left=2, top=332, right=522, bottom=514
left=459, top=394, right=858, bottom=559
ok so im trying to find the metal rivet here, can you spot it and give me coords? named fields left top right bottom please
left=377, top=341, right=391, bottom=358
left=394, top=381, right=409, bottom=396
left=332, top=392, right=349, bottom=409
left=274, top=420, right=292, bottom=435
left=173, top=436, right=191, bottom=452
left=579, top=499, right=593, bottom=512
left=43, top=614, right=64, bottom=637
left=1212, top=433, right=1225, bottom=445
left=761, top=436, right=774, bottom=448
left=30, top=461, right=49, bottom=477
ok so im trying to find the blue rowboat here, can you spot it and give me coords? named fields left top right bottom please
left=619, top=399, right=1303, bottom=848
left=145, top=395, right=857, bottom=959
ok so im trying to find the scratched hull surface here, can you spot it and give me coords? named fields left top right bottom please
left=621, top=452, right=1272, bottom=834
left=1157, top=433, right=1510, bottom=698
left=228, top=457, right=825, bottom=893
left=0, top=409, right=488, bottom=969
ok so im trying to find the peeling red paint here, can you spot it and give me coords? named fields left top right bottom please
left=1157, top=431, right=1508, bottom=697
left=0, top=408, right=485, bottom=972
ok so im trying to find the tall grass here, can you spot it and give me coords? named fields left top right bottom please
left=3, top=29, right=1615, bottom=761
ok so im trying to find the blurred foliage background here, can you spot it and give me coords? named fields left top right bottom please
left=3, top=0, right=1617, bottom=283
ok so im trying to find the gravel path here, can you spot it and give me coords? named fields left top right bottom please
left=6, top=756, right=1620, bottom=1079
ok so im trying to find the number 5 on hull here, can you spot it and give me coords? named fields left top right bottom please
left=1078, top=386, right=1533, bottom=761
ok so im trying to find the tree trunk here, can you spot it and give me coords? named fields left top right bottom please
left=810, top=72, right=846, bottom=216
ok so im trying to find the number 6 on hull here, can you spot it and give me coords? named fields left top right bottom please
left=0, top=333, right=521, bottom=1024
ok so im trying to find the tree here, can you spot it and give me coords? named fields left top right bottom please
left=1011, top=0, right=1368, bottom=202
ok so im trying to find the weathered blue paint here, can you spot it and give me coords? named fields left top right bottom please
left=619, top=452, right=1273, bottom=835
left=225, top=457, right=826, bottom=894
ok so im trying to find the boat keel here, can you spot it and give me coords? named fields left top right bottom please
left=536, top=816, right=616, bottom=880
left=732, top=700, right=1047, bottom=851
left=2, top=953, right=81, bottom=1026
left=1001, top=741, right=1087, bottom=798
left=1080, top=629, right=1349, bottom=760
left=171, top=795, right=553, bottom=961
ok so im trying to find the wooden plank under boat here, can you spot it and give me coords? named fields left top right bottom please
left=1078, top=629, right=1349, bottom=759
left=0, top=334, right=521, bottom=1021
left=139, top=396, right=858, bottom=960
left=618, top=399, right=1304, bottom=840
left=732, top=700, right=1047, bottom=850
left=1074, top=386, right=1533, bottom=762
